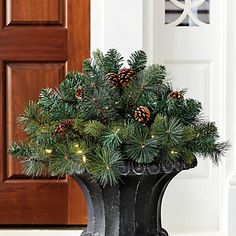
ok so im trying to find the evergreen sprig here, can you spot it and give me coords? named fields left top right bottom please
left=8, top=49, right=229, bottom=186
left=151, top=116, right=184, bottom=146
left=125, top=126, right=159, bottom=163
left=128, top=50, right=147, bottom=72
left=89, top=148, right=123, bottom=186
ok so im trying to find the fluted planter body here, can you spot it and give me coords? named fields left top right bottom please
left=73, top=161, right=196, bottom=236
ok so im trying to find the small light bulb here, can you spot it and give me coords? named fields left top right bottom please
left=151, top=135, right=155, bottom=139
left=45, top=149, right=52, bottom=154
left=77, top=149, right=83, bottom=154
left=82, top=155, right=87, bottom=163
left=115, top=128, right=120, bottom=134
left=141, top=145, right=145, bottom=149
left=171, top=150, right=177, bottom=154
left=74, top=144, right=79, bottom=148
left=106, top=165, right=111, bottom=170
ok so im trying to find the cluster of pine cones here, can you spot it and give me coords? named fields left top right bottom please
left=74, top=68, right=184, bottom=125
left=106, top=68, right=136, bottom=88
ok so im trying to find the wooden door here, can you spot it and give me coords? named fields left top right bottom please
left=0, top=0, right=90, bottom=225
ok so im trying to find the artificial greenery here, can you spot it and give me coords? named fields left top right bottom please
left=9, top=49, right=229, bottom=186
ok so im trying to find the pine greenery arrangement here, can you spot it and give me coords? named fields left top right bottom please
left=9, top=49, right=229, bottom=186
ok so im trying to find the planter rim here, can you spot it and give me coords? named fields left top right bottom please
left=75, top=160, right=198, bottom=180
left=117, top=160, right=197, bottom=176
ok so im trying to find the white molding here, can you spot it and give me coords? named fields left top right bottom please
left=225, top=2, right=236, bottom=177
left=91, top=0, right=105, bottom=53
left=228, top=182, right=236, bottom=236
left=143, top=0, right=154, bottom=63
left=0, top=230, right=226, bottom=236
left=171, top=232, right=226, bottom=236
left=226, top=1, right=236, bottom=236
left=218, top=0, right=228, bottom=233
left=229, top=173, right=236, bottom=186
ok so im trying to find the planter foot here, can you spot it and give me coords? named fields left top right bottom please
left=160, top=228, right=169, bottom=236
left=81, top=230, right=93, bottom=236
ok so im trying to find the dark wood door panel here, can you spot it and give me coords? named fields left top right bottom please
left=6, top=63, right=65, bottom=179
left=0, top=27, right=67, bottom=61
left=0, top=181, right=68, bottom=224
left=6, top=0, right=65, bottom=26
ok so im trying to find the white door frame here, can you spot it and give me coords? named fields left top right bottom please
left=226, top=1, right=236, bottom=236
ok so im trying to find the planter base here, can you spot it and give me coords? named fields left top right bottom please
left=73, top=161, right=196, bottom=236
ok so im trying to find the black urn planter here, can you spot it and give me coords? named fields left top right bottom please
left=73, top=161, right=197, bottom=236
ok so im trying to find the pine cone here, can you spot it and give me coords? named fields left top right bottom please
left=106, top=72, right=120, bottom=87
left=55, top=119, right=73, bottom=137
left=168, top=91, right=184, bottom=100
left=75, top=86, right=84, bottom=100
left=106, top=68, right=135, bottom=88
left=118, top=68, right=136, bottom=87
left=134, top=106, right=151, bottom=123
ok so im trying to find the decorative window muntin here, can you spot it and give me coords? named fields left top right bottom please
left=165, top=0, right=210, bottom=26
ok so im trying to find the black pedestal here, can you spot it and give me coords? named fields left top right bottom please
left=73, top=161, right=196, bottom=236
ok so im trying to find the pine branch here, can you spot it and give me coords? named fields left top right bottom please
left=84, top=120, right=106, bottom=138
left=80, top=87, right=119, bottom=122
left=38, top=88, right=79, bottom=120
left=18, top=101, right=50, bottom=135
left=89, top=147, right=123, bottom=186
left=92, top=49, right=106, bottom=72
left=73, top=118, right=86, bottom=133
left=49, top=143, right=88, bottom=176
left=83, top=58, right=100, bottom=79
left=22, top=158, right=48, bottom=177
left=92, top=49, right=124, bottom=74
left=144, top=64, right=167, bottom=84
left=57, top=71, right=82, bottom=102
left=125, top=126, right=159, bottom=163
left=165, top=98, right=202, bottom=125
left=8, top=141, right=32, bottom=159
left=176, top=149, right=197, bottom=165
left=104, top=49, right=124, bottom=73
left=101, top=127, right=122, bottom=149
left=127, top=50, right=147, bottom=72
left=151, top=116, right=184, bottom=147
left=208, top=141, right=230, bottom=164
